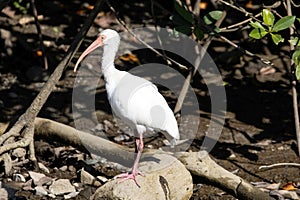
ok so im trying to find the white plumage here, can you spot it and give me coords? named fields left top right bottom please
left=74, top=29, right=179, bottom=187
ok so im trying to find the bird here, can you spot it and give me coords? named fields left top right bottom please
left=74, top=29, right=179, bottom=187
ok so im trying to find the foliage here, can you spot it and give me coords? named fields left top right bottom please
left=13, top=0, right=30, bottom=14
left=249, top=8, right=300, bottom=79
left=171, top=0, right=222, bottom=40
left=249, top=9, right=296, bottom=44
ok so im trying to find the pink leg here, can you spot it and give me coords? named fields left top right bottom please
left=116, top=132, right=144, bottom=187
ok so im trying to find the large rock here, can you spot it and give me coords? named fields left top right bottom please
left=92, top=154, right=193, bottom=200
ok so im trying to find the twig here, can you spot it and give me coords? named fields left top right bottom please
left=192, top=0, right=200, bottom=17
left=220, top=13, right=261, bottom=32
left=30, top=0, right=48, bottom=70
left=290, top=0, right=300, bottom=7
left=173, top=1, right=218, bottom=114
left=217, top=0, right=262, bottom=23
left=218, top=35, right=274, bottom=67
left=12, top=159, right=30, bottom=167
left=259, top=163, right=300, bottom=170
left=286, top=0, right=300, bottom=156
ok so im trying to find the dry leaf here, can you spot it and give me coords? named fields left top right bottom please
left=281, top=182, right=297, bottom=191
left=119, top=53, right=141, bottom=65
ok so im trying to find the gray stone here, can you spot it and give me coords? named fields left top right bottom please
left=64, top=191, right=79, bottom=199
left=114, top=134, right=130, bottom=142
left=48, top=193, right=56, bottom=198
left=37, top=176, right=53, bottom=186
left=12, top=148, right=26, bottom=158
left=23, top=179, right=34, bottom=191
left=49, top=179, right=76, bottom=195
left=80, top=168, right=95, bottom=185
left=96, top=176, right=108, bottom=183
left=28, top=171, right=45, bottom=186
left=38, top=162, right=50, bottom=174
left=59, top=165, right=68, bottom=171
left=92, top=154, right=193, bottom=200
left=35, top=186, right=48, bottom=196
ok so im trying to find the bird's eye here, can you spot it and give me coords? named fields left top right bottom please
left=101, top=35, right=106, bottom=40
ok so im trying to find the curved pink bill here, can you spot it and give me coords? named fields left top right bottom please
left=74, top=36, right=103, bottom=72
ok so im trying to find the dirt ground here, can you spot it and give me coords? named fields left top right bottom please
left=1, top=0, right=300, bottom=199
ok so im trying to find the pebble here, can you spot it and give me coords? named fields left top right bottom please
left=35, top=186, right=48, bottom=196
left=22, top=179, right=33, bottom=191
left=114, top=134, right=130, bottom=142
left=162, top=139, right=171, bottom=146
left=68, top=165, right=76, bottom=172
left=28, top=171, right=45, bottom=186
left=49, top=179, right=76, bottom=195
left=12, top=174, right=26, bottom=182
left=38, top=162, right=50, bottom=174
left=64, top=191, right=79, bottom=199
left=96, top=176, right=108, bottom=183
left=93, top=180, right=101, bottom=187
left=103, top=120, right=114, bottom=131
left=12, top=148, right=26, bottom=158
left=37, top=176, right=53, bottom=186
left=72, top=182, right=81, bottom=188
left=59, top=165, right=68, bottom=171
left=48, top=193, right=56, bottom=198
left=91, top=123, right=104, bottom=132
left=80, top=168, right=95, bottom=185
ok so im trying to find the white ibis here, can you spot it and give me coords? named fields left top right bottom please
left=74, top=29, right=179, bottom=187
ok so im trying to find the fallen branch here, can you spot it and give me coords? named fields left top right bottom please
left=34, top=117, right=274, bottom=200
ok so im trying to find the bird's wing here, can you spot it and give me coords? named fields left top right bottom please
left=110, top=72, right=179, bottom=139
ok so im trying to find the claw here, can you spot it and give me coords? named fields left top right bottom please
left=115, top=171, right=144, bottom=187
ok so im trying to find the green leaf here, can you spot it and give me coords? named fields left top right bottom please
left=249, top=21, right=266, bottom=30
left=174, top=0, right=194, bottom=24
left=262, top=9, right=275, bottom=26
left=171, top=14, right=191, bottom=26
left=203, top=10, right=223, bottom=25
left=271, top=33, right=284, bottom=45
left=297, top=18, right=300, bottom=23
left=296, top=65, right=300, bottom=80
left=292, top=49, right=300, bottom=66
left=249, top=28, right=268, bottom=39
left=273, top=16, right=295, bottom=32
left=174, top=25, right=192, bottom=35
left=193, top=27, right=204, bottom=40
left=289, top=37, right=300, bottom=46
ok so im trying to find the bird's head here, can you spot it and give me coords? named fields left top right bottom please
left=74, top=29, right=120, bottom=72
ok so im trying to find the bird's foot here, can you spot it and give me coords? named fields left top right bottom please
left=115, top=171, right=144, bottom=187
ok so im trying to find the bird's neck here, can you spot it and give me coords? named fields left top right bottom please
left=101, top=43, right=118, bottom=75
